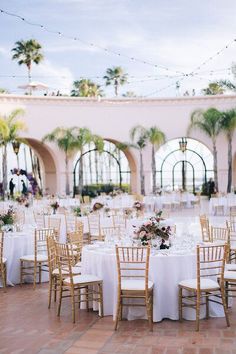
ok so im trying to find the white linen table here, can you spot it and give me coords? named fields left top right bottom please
left=82, top=245, right=224, bottom=322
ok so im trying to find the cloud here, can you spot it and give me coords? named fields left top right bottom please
left=32, top=60, right=74, bottom=94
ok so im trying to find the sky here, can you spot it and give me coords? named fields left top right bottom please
left=0, top=0, right=236, bottom=97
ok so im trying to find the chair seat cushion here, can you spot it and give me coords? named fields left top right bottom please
left=179, top=278, right=219, bottom=290
left=20, top=254, right=48, bottom=262
left=225, top=263, right=236, bottom=271
left=224, top=271, right=236, bottom=281
left=121, top=279, right=154, bottom=291
left=52, top=266, right=81, bottom=276
left=64, top=274, right=102, bottom=285
left=2, top=257, right=7, bottom=264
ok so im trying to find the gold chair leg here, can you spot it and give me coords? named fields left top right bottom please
left=146, top=296, right=153, bottom=331
left=2, top=265, right=6, bottom=292
left=33, top=263, right=37, bottom=290
left=20, top=260, right=23, bottom=286
left=86, top=286, right=89, bottom=312
left=114, top=294, right=121, bottom=330
left=39, top=263, right=42, bottom=284
left=221, top=286, right=230, bottom=327
left=196, top=292, right=200, bottom=331
left=54, top=277, right=57, bottom=303
left=57, top=282, right=63, bottom=317
left=70, top=287, right=76, bottom=323
left=178, top=287, right=183, bottom=322
left=48, top=278, right=52, bottom=309
left=98, top=283, right=104, bottom=317
left=206, top=292, right=209, bottom=319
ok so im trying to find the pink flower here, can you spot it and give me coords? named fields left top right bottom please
left=139, top=231, right=146, bottom=238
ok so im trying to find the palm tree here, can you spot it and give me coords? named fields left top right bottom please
left=220, top=109, right=236, bottom=193
left=130, top=125, right=149, bottom=195
left=71, top=79, right=103, bottom=97
left=148, top=127, right=166, bottom=194
left=188, top=108, right=222, bottom=192
left=103, top=67, right=128, bottom=96
left=202, top=82, right=225, bottom=95
left=0, top=109, right=26, bottom=198
left=12, top=39, right=44, bottom=88
left=43, top=127, right=78, bottom=195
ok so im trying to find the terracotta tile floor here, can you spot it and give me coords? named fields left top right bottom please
left=0, top=284, right=236, bottom=354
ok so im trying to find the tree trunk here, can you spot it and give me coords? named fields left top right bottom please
left=140, top=149, right=145, bottom=195
left=151, top=145, right=156, bottom=194
left=78, top=150, right=84, bottom=194
left=227, top=133, right=232, bottom=193
left=212, top=139, right=218, bottom=192
left=65, top=154, right=70, bottom=196
left=95, top=150, right=99, bottom=184
left=115, top=79, right=118, bottom=96
left=27, top=63, right=32, bottom=95
left=2, top=144, right=7, bottom=200
left=88, top=143, right=93, bottom=184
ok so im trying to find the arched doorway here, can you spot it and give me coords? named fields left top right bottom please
left=73, top=140, right=131, bottom=196
left=155, top=138, right=214, bottom=193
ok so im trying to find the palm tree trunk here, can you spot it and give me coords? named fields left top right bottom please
left=115, top=80, right=118, bottom=96
left=2, top=144, right=7, bottom=200
left=212, top=139, right=218, bottom=192
left=65, top=154, right=70, bottom=195
left=27, top=63, right=32, bottom=95
left=88, top=143, right=93, bottom=184
left=227, top=133, right=232, bottom=193
left=95, top=151, right=99, bottom=184
left=140, top=149, right=145, bottom=195
left=78, top=150, right=84, bottom=194
left=151, top=145, right=156, bottom=194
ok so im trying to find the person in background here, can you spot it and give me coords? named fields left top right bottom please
left=207, top=178, right=215, bottom=200
left=21, top=180, right=28, bottom=196
left=9, top=178, right=15, bottom=198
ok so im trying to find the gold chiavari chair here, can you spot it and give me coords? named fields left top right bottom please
left=210, top=226, right=230, bottom=245
left=67, top=229, right=83, bottom=265
left=226, top=220, right=236, bottom=263
left=82, top=195, right=90, bottom=204
left=47, top=217, right=61, bottom=239
left=47, top=236, right=81, bottom=309
left=0, top=232, right=7, bottom=292
left=112, top=214, right=127, bottom=234
left=114, top=246, right=154, bottom=331
left=55, top=242, right=103, bottom=323
left=33, top=211, right=46, bottom=228
left=65, top=214, right=83, bottom=235
left=229, top=206, right=236, bottom=215
left=199, top=215, right=211, bottom=242
left=178, top=244, right=230, bottom=331
left=102, top=226, right=122, bottom=243
left=20, top=228, right=56, bottom=289
left=15, top=209, right=25, bottom=225
left=223, top=268, right=236, bottom=308
left=87, top=214, right=104, bottom=243
left=230, top=212, right=236, bottom=223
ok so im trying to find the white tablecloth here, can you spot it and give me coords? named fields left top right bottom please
left=82, top=245, right=224, bottom=322
left=2, top=229, right=49, bottom=286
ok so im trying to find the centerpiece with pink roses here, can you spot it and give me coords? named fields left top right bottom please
left=133, top=211, right=172, bottom=248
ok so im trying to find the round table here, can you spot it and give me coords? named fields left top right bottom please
left=82, top=244, right=224, bottom=322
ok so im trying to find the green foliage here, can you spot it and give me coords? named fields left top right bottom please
left=202, top=82, right=225, bottom=95
left=71, top=79, right=103, bottom=97
left=103, top=66, right=128, bottom=96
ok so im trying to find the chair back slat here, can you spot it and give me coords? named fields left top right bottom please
left=199, top=215, right=211, bottom=242
left=116, top=246, right=150, bottom=289
left=197, top=244, right=227, bottom=284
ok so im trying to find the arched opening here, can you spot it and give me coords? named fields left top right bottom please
left=155, top=138, right=214, bottom=193
left=25, top=138, right=57, bottom=194
left=73, top=140, right=132, bottom=196
left=0, top=139, right=56, bottom=195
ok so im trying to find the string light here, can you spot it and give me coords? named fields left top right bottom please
left=0, top=8, right=186, bottom=76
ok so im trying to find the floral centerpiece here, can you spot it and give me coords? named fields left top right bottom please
left=133, top=201, right=144, bottom=211
left=134, top=215, right=172, bottom=247
left=124, top=207, right=133, bottom=218
left=0, top=207, right=15, bottom=231
left=50, top=201, right=59, bottom=214
left=92, top=202, right=104, bottom=212
left=15, top=196, right=30, bottom=208
left=73, top=206, right=82, bottom=217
